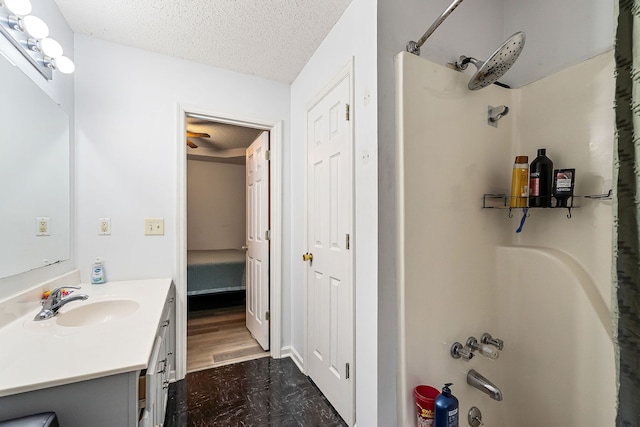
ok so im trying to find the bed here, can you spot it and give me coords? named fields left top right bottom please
left=187, top=249, right=247, bottom=296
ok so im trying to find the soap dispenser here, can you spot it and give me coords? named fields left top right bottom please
left=435, top=383, right=459, bottom=427
left=91, top=258, right=106, bottom=284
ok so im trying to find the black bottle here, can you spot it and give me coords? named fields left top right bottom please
left=529, top=148, right=553, bottom=207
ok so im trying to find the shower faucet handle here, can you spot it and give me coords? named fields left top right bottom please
left=481, top=333, right=504, bottom=351
left=467, top=337, right=499, bottom=359
left=450, top=342, right=474, bottom=361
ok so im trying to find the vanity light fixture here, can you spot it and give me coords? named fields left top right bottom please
left=49, top=55, right=74, bottom=74
left=18, top=14, right=48, bottom=38
left=30, top=37, right=63, bottom=58
left=0, top=0, right=74, bottom=79
left=3, top=0, right=31, bottom=16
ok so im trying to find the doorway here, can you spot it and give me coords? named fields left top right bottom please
left=185, top=118, right=268, bottom=372
left=176, top=108, right=283, bottom=380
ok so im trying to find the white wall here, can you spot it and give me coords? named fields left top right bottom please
left=497, top=51, right=616, bottom=425
left=289, top=0, right=379, bottom=424
left=187, top=160, right=246, bottom=250
left=396, top=52, right=513, bottom=426
left=377, top=2, right=505, bottom=424
left=397, top=51, right=616, bottom=426
left=74, top=34, right=289, bottom=281
left=378, top=1, right=615, bottom=424
left=515, top=51, right=614, bottom=289
left=504, top=0, right=614, bottom=87
left=0, top=1, right=75, bottom=299
left=73, top=35, right=291, bottom=371
left=1, top=0, right=617, bottom=424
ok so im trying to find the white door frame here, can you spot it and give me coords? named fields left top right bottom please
left=175, top=104, right=283, bottom=380
left=302, top=59, right=355, bottom=415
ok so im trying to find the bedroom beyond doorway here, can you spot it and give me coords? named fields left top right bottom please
left=184, top=116, right=270, bottom=372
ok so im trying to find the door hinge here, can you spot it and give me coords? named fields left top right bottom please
left=265, top=311, right=270, bottom=321
left=345, top=104, right=350, bottom=121
left=265, top=150, right=271, bottom=161
left=265, top=229, right=271, bottom=240
left=346, top=234, right=350, bottom=250
left=346, top=362, right=350, bottom=379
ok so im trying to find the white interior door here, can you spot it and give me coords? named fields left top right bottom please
left=246, top=131, right=270, bottom=350
left=305, top=69, right=354, bottom=425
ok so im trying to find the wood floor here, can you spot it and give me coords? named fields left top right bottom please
left=187, top=304, right=269, bottom=373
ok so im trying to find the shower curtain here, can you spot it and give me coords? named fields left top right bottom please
left=614, top=0, right=640, bottom=425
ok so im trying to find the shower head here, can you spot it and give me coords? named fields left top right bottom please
left=453, top=31, right=526, bottom=90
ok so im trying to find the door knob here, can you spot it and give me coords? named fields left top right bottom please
left=302, top=253, right=313, bottom=262
left=241, top=245, right=248, bottom=251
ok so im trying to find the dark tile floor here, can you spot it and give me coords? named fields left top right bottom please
left=165, top=357, right=348, bottom=427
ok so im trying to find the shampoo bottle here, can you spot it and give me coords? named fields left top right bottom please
left=529, top=148, right=554, bottom=207
left=510, top=156, right=529, bottom=208
left=91, top=258, right=105, bottom=284
left=435, top=383, right=459, bottom=427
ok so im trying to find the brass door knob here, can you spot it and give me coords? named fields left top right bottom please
left=302, top=253, right=314, bottom=262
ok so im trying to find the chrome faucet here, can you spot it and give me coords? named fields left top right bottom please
left=34, top=286, right=89, bottom=321
left=481, top=332, right=504, bottom=351
left=467, top=369, right=503, bottom=401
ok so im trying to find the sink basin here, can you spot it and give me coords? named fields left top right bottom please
left=56, top=299, right=140, bottom=327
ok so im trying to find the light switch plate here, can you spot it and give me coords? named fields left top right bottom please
left=144, top=218, right=164, bottom=236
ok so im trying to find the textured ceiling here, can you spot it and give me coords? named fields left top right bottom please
left=185, top=116, right=263, bottom=164
left=53, top=0, right=353, bottom=83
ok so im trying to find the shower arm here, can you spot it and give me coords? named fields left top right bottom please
left=453, top=55, right=483, bottom=71
left=407, top=0, right=466, bottom=55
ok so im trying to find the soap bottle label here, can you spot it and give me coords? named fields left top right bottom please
left=447, top=408, right=458, bottom=427
left=530, top=172, right=540, bottom=196
left=91, top=264, right=105, bottom=284
left=510, top=167, right=529, bottom=207
left=556, top=176, right=572, bottom=189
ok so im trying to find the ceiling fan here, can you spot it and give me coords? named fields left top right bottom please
left=186, top=131, right=210, bottom=149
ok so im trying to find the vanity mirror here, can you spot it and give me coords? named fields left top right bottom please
left=0, top=53, right=70, bottom=279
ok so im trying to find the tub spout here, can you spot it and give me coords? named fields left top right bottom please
left=467, top=369, right=503, bottom=401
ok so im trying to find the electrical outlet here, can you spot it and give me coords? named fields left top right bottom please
left=144, top=218, right=164, bottom=236
left=36, top=217, right=50, bottom=236
left=98, top=218, right=111, bottom=235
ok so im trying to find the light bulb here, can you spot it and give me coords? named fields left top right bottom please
left=4, top=0, right=31, bottom=15
left=22, top=15, right=48, bottom=39
left=40, top=37, right=63, bottom=58
left=53, top=55, right=74, bottom=74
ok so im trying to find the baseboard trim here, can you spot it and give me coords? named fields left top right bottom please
left=281, top=346, right=304, bottom=373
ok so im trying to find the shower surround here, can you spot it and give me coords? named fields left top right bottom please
left=396, top=51, right=615, bottom=426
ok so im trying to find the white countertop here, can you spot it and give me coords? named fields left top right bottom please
left=0, top=278, right=172, bottom=397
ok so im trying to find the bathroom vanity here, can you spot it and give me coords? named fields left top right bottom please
left=0, top=275, right=175, bottom=427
